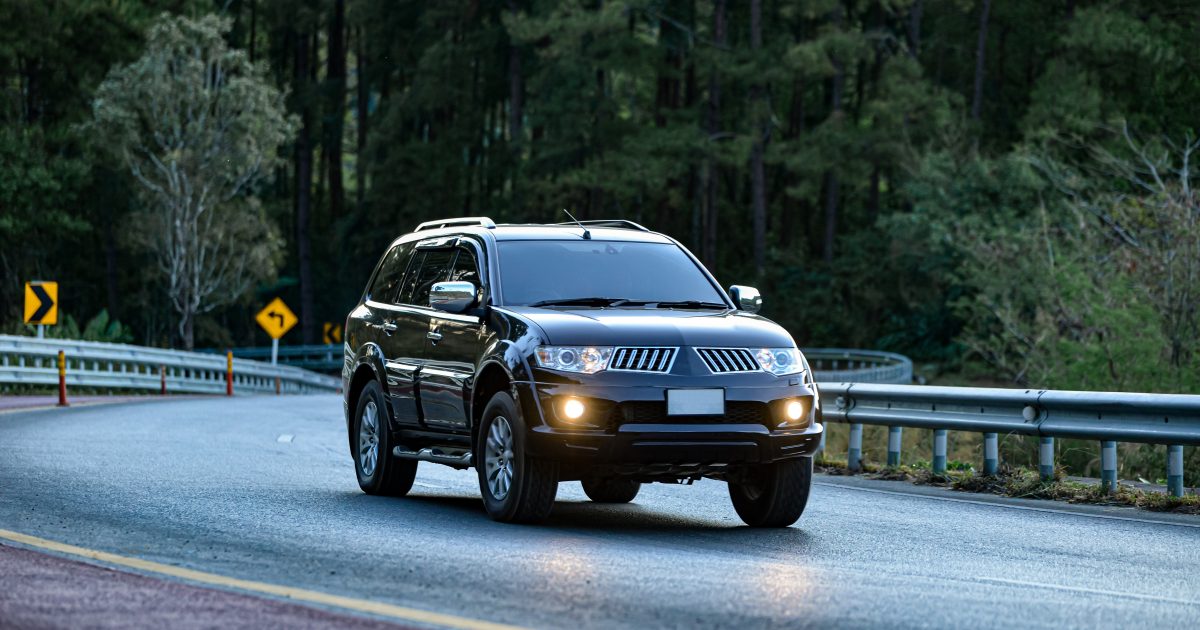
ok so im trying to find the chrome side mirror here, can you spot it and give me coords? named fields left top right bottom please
left=429, top=281, right=478, bottom=313
left=728, top=285, right=762, bottom=314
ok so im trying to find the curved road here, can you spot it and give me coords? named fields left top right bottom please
left=1, top=396, right=1197, bottom=628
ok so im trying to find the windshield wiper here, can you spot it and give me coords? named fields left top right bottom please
left=529, top=297, right=635, bottom=308
left=652, top=300, right=728, bottom=309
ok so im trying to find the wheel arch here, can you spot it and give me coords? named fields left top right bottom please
left=470, top=360, right=515, bottom=443
left=346, top=358, right=385, bottom=455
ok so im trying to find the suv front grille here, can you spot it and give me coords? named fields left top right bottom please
left=608, top=401, right=770, bottom=426
left=610, top=347, right=677, bottom=373
left=695, top=348, right=761, bottom=374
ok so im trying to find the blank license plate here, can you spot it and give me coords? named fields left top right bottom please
left=666, top=389, right=725, bottom=415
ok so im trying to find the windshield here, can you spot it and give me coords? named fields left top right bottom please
left=498, top=240, right=726, bottom=307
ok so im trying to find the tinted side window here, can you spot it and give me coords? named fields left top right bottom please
left=367, top=243, right=413, bottom=303
left=397, top=249, right=456, bottom=306
left=449, top=247, right=480, bottom=285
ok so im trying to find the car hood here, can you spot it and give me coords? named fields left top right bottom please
left=504, top=307, right=795, bottom=348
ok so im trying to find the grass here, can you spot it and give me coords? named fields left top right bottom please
left=814, top=455, right=1200, bottom=515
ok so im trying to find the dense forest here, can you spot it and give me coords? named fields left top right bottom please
left=3, top=0, right=1199, bottom=396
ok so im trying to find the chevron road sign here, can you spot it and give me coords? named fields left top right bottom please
left=24, top=281, right=58, bottom=326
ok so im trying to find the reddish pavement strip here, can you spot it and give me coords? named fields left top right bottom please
left=0, top=543, right=412, bottom=630
left=0, top=396, right=200, bottom=413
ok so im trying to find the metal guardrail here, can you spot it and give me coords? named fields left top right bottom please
left=214, top=344, right=916, bottom=383
left=804, top=348, right=912, bottom=384
left=205, top=344, right=344, bottom=373
left=818, top=383, right=1196, bottom=496
left=0, top=335, right=340, bottom=395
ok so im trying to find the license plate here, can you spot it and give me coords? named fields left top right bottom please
left=666, top=389, right=724, bottom=415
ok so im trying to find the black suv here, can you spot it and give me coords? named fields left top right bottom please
left=343, top=217, right=823, bottom=526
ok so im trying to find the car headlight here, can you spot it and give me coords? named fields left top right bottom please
left=754, top=347, right=805, bottom=376
left=534, top=346, right=614, bottom=374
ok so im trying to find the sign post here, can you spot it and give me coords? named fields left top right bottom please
left=24, top=281, right=58, bottom=337
left=255, top=297, right=298, bottom=369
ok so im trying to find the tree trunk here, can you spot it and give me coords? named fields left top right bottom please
left=295, top=31, right=316, bottom=345
left=971, top=0, right=992, bottom=122
left=325, top=0, right=346, bottom=222
left=749, top=0, right=766, bottom=277
left=248, top=0, right=257, bottom=63
left=822, top=6, right=845, bottom=265
left=182, top=312, right=194, bottom=352
left=355, top=26, right=368, bottom=213
left=907, top=0, right=923, bottom=58
left=103, top=205, right=120, bottom=321
left=703, top=0, right=726, bottom=269
left=507, top=1, right=523, bottom=142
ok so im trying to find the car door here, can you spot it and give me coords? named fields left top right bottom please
left=419, top=242, right=487, bottom=432
left=393, top=241, right=459, bottom=429
left=379, top=243, right=454, bottom=428
left=360, top=241, right=423, bottom=427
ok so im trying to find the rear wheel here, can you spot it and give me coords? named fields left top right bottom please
left=581, top=477, right=641, bottom=503
left=476, top=391, right=558, bottom=523
left=728, top=457, right=812, bottom=527
left=353, top=381, right=417, bottom=496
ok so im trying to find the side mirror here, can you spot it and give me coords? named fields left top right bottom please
left=728, top=285, right=762, bottom=314
left=430, top=281, right=478, bottom=313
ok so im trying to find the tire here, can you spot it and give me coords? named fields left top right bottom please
left=476, top=391, right=558, bottom=523
left=581, top=477, right=641, bottom=503
left=352, top=380, right=417, bottom=496
left=728, top=456, right=812, bottom=528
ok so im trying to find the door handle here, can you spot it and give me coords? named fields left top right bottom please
left=382, top=321, right=398, bottom=335
left=426, top=331, right=443, bottom=342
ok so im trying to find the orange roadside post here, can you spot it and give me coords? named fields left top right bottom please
left=226, top=351, right=234, bottom=396
left=57, top=350, right=68, bottom=407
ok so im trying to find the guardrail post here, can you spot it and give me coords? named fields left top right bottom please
left=1101, top=441, right=1117, bottom=494
left=932, top=429, right=947, bottom=474
left=1168, top=445, right=1184, bottom=497
left=57, top=350, right=68, bottom=407
left=1039, top=437, right=1055, bottom=481
left=225, top=351, right=234, bottom=396
left=848, top=423, right=863, bottom=472
left=983, top=433, right=999, bottom=476
left=887, top=426, right=902, bottom=467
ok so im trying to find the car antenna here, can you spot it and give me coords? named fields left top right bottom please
left=561, top=208, right=591, bottom=240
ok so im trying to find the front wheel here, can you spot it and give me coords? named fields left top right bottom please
left=476, top=391, right=558, bottom=523
left=353, top=381, right=417, bottom=496
left=728, top=457, right=812, bottom=527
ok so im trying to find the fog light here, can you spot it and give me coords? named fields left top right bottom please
left=786, top=400, right=804, bottom=421
left=563, top=398, right=586, bottom=420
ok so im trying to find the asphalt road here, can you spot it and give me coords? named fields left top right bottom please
left=1, top=395, right=1197, bottom=629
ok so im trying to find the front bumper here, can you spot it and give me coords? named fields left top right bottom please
left=517, top=374, right=824, bottom=467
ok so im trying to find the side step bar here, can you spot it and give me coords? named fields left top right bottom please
left=392, top=445, right=473, bottom=469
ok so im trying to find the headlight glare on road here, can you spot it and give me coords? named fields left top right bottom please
left=534, top=346, right=614, bottom=373
left=754, top=347, right=804, bottom=376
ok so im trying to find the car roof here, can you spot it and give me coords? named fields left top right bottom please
left=403, top=223, right=675, bottom=245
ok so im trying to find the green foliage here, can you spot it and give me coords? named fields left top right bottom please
left=90, top=13, right=294, bottom=348
left=26, top=309, right=134, bottom=344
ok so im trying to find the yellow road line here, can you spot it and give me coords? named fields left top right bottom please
left=0, top=528, right=522, bottom=630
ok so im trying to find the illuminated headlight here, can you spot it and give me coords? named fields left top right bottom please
left=563, top=398, right=586, bottom=419
left=786, top=400, right=804, bottom=420
left=754, top=347, right=805, bottom=376
left=534, top=346, right=613, bottom=374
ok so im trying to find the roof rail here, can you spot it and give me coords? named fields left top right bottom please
left=414, top=217, right=496, bottom=232
left=553, top=219, right=650, bottom=232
